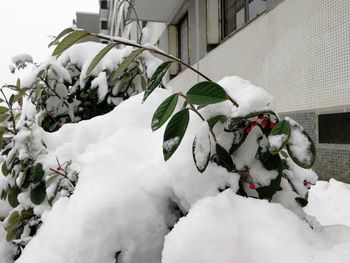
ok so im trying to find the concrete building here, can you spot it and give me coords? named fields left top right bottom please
left=98, top=0, right=350, bottom=182
left=75, top=12, right=100, bottom=42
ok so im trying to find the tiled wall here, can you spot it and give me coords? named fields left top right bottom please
left=169, top=0, right=350, bottom=113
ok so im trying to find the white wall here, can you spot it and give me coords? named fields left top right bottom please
left=167, top=0, right=350, bottom=113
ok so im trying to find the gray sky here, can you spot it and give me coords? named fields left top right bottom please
left=0, top=0, right=98, bottom=84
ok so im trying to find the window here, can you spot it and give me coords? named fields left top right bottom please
left=221, top=0, right=266, bottom=38
left=319, top=112, right=350, bottom=144
left=178, top=14, right=189, bottom=71
left=101, top=20, right=108, bottom=30
left=100, top=1, right=108, bottom=9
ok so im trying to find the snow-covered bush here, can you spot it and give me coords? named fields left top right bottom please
left=0, top=28, right=328, bottom=262
left=0, top=30, right=161, bottom=259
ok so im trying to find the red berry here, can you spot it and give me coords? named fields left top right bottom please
left=56, top=166, right=61, bottom=171
left=270, top=122, right=276, bottom=129
left=245, top=126, right=252, bottom=133
left=250, top=182, right=256, bottom=190
left=251, top=121, right=257, bottom=127
left=261, top=120, right=267, bottom=127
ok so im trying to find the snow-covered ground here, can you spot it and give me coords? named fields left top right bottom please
left=0, top=77, right=350, bottom=262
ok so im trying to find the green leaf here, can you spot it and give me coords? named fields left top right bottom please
left=86, top=43, right=118, bottom=76
left=5, top=211, right=20, bottom=241
left=163, top=109, right=189, bottom=161
left=206, top=115, right=227, bottom=128
left=30, top=163, right=45, bottom=183
left=111, top=48, right=145, bottom=80
left=143, top=61, right=172, bottom=102
left=52, top=30, right=90, bottom=56
left=216, top=143, right=234, bottom=172
left=0, top=113, right=9, bottom=122
left=229, top=132, right=248, bottom=154
left=268, top=120, right=291, bottom=155
left=259, top=147, right=282, bottom=171
left=141, top=75, right=147, bottom=91
left=0, top=106, right=9, bottom=114
left=1, top=162, right=9, bottom=176
left=49, top=27, right=74, bottom=47
left=16, top=78, right=21, bottom=90
left=256, top=172, right=282, bottom=200
left=295, top=197, right=308, bottom=207
left=287, top=129, right=316, bottom=169
left=192, top=131, right=211, bottom=173
left=152, top=94, right=178, bottom=131
left=7, top=187, right=20, bottom=208
left=30, top=181, right=46, bottom=205
left=186, top=81, right=228, bottom=106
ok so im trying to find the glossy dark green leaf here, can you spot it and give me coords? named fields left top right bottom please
left=111, top=48, right=145, bottom=80
left=287, top=129, right=316, bottom=169
left=295, top=197, right=308, bottom=207
left=163, top=109, right=189, bottom=161
left=186, top=81, right=228, bottom=106
left=268, top=120, right=291, bottom=155
left=216, top=143, right=234, bottom=172
left=152, top=94, right=178, bottom=131
left=30, top=163, right=45, bottom=183
left=206, top=115, right=227, bottom=128
left=30, top=181, right=46, bottom=205
left=49, top=27, right=74, bottom=47
left=258, top=147, right=282, bottom=171
left=192, top=131, right=211, bottom=173
left=256, top=172, right=282, bottom=200
left=52, top=30, right=90, bottom=56
left=86, top=43, right=118, bottom=76
left=143, top=61, right=172, bottom=102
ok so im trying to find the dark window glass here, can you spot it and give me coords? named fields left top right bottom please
left=101, top=20, right=108, bottom=30
left=319, top=112, right=350, bottom=144
left=100, top=1, right=108, bottom=9
left=178, top=14, right=189, bottom=71
left=221, top=0, right=266, bottom=38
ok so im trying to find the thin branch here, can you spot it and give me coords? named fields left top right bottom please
left=0, top=89, right=17, bottom=135
left=49, top=168, right=69, bottom=179
left=91, top=32, right=240, bottom=108
left=178, top=93, right=217, bottom=142
left=91, top=33, right=212, bottom=82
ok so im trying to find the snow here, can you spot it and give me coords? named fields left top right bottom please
left=268, top=134, right=288, bottom=151
left=162, top=191, right=350, bottom=263
left=91, top=71, right=108, bottom=102
left=288, top=127, right=312, bottom=163
left=305, top=179, right=350, bottom=226
left=11, top=54, right=33, bottom=66
left=1, top=75, right=350, bottom=262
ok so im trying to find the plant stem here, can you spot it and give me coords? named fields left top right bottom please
left=178, top=93, right=217, bottom=142
left=92, top=34, right=211, bottom=81
left=49, top=168, right=69, bottom=179
left=91, top=33, right=239, bottom=108
left=0, top=89, right=17, bottom=135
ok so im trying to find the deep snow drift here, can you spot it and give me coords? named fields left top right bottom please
left=0, top=77, right=350, bottom=263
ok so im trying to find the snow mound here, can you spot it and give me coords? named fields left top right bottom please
left=2, top=75, right=349, bottom=262
left=305, top=179, right=350, bottom=226
left=162, top=191, right=350, bottom=263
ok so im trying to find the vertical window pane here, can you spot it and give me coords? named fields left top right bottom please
left=222, top=0, right=246, bottom=37
left=249, top=0, right=266, bottom=20
left=178, top=15, right=189, bottom=70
